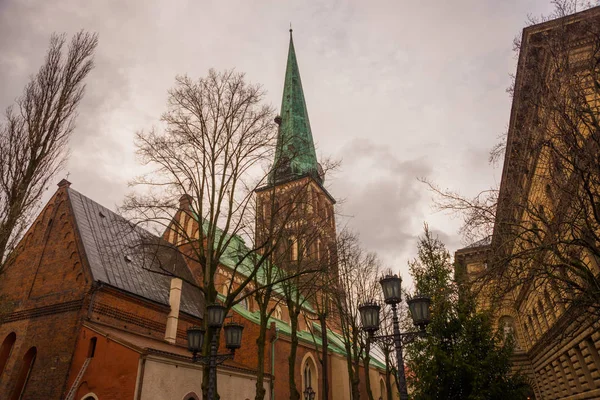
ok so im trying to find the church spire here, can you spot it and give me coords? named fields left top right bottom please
left=269, top=30, right=321, bottom=185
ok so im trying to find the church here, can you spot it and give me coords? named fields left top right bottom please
left=0, top=32, right=393, bottom=400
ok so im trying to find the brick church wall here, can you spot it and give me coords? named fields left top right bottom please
left=68, top=326, right=140, bottom=400
left=0, top=186, right=91, bottom=398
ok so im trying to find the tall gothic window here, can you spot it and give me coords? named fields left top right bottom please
left=379, top=378, right=386, bottom=400
left=304, top=362, right=312, bottom=391
left=302, top=355, right=318, bottom=399
left=499, top=316, right=520, bottom=350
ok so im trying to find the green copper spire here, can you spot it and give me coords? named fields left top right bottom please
left=269, top=29, right=322, bottom=185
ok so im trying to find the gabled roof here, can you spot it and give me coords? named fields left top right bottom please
left=456, top=236, right=492, bottom=253
left=67, top=188, right=204, bottom=318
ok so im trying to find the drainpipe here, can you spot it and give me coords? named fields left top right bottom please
left=270, top=327, right=280, bottom=400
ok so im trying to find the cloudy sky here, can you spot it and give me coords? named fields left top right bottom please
left=0, top=0, right=569, bottom=286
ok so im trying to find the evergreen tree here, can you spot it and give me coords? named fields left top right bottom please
left=405, top=225, right=530, bottom=400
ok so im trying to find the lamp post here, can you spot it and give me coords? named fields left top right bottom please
left=359, top=274, right=431, bottom=400
left=186, top=303, right=245, bottom=400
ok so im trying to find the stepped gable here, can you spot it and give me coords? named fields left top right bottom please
left=67, top=188, right=204, bottom=318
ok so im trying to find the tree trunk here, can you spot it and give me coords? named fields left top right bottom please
left=351, top=344, right=361, bottom=400
left=254, top=313, right=268, bottom=400
left=288, top=310, right=301, bottom=400
left=384, top=350, right=393, bottom=400
left=363, top=339, right=374, bottom=400
left=320, top=314, right=329, bottom=400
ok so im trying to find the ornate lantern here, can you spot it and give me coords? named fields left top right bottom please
left=359, top=302, right=381, bottom=333
left=224, top=323, right=244, bottom=350
left=186, top=326, right=205, bottom=354
left=379, top=274, right=402, bottom=304
left=207, top=303, right=227, bottom=328
left=407, top=294, right=432, bottom=331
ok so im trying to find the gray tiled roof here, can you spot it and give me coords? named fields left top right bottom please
left=67, top=188, right=204, bottom=318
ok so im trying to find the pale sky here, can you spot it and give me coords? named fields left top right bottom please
left=0, top=0, right=569, bottom=287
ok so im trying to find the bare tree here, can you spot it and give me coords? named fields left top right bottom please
left=0, top=31, right=98, bottom=273
left=277, top=186, right=335, bottom=400
left=332, top=228, right=382, bottom=400
left=303, top=253, right=339, bottom=400
left=124, top=69, right=281, bottom=398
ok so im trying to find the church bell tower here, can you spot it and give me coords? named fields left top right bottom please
left=255, top=29, right=336, bottom=273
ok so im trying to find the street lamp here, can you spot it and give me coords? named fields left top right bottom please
left=358, top=274, right=431, bottom=400
left=186, top=303, right=245, bottom=400
left=303, top=386, right=316, bottom=400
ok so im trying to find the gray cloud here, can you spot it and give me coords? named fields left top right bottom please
left=1, top=0, right=560, bottom=284
left=331, top=138, right=433, bottom=280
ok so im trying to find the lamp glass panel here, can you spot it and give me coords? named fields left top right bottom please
left=359, top=304, right=380, bottom=331
left=186, top=327, right=205, bottom=352
left=408, top=296, right=431, bottom=328
left=380, top=276, right=402, bottom=303
left=224, top=323, right=244, bottom=349
left=207, top=304, right=226, bottom=328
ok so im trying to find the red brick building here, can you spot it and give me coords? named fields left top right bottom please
left=0, top=32, right=392, bottom=400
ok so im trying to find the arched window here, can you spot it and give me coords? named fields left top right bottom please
left=274, top=305, right=283, bottom=320
left=80, top=394, right=99, bottom=400
left=10, top=346, right=37, bottom=400
left=499, top=316, right=520, bottom=350
left=0, top=332, right=16, bottom=377
left=379, top=378, right=386, bottom=400
left=304, top=363, right=312, bottom=391
left=239, top=296, right=249, bottom=311
left=182, top=392, right=200, bottom=400
left=301, top=353, right=318, bottom=400
left=537, top=300, right=549, bottom=330
left=220, top=284, right=229, bottom=296
left=527, top=315, right=536, bottom=337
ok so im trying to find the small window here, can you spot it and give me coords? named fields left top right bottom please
left=88, top=337, right=97, bottom=358
left=290, top=238, right=298, bottom=261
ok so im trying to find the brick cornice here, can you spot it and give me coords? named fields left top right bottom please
left=0, top=299, right=84, bottom=323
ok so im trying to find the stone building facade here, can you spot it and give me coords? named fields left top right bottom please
left=455, top=6, right=600, bottom=400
